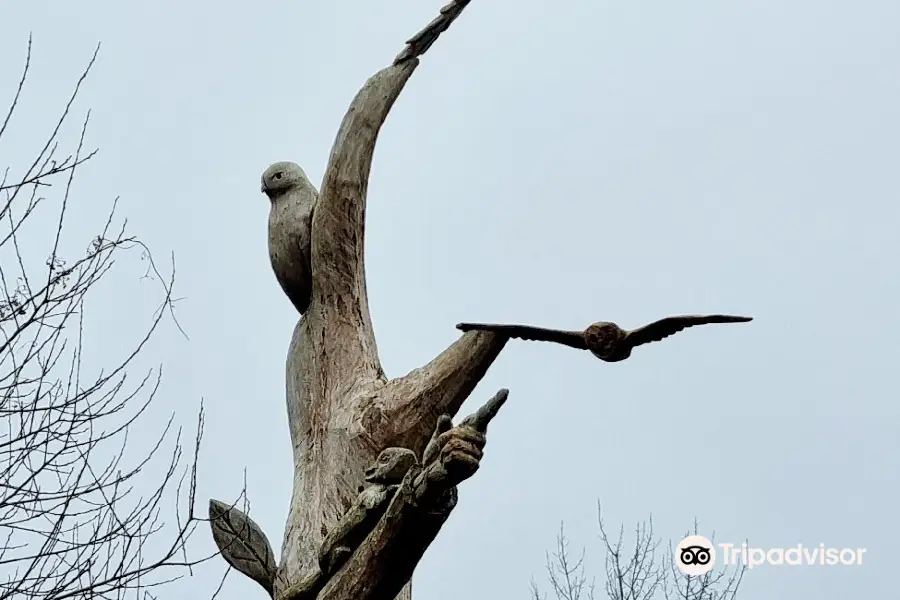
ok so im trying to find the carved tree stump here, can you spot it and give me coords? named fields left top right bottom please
left=209, top=3, right=753, bottom=598
left=275, top=3, right=507, bottom=600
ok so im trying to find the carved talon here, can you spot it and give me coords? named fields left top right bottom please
left=459, top=388, right=508, bottom=433
left=417, top=389, right=507, bottom=492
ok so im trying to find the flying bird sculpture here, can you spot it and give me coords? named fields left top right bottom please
left=456, top=315, right=752, bottom=362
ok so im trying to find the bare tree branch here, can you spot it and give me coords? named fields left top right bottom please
left=544, top=524, right=596, bottom=600
left=0, top=36, right=208, bottom=600
left=532, top=508, right=745, bottom=600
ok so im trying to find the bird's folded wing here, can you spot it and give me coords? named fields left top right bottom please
left=626, top=315, right=752, bottom=347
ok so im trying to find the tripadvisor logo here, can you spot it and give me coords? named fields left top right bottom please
left=675, top=535, right=716, bottom=576
left=719, top=543, right=867, bottom=568
left=674, top=536, right=868, bottom=573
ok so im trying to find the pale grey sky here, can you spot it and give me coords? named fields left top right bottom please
left=2, top=0, right=898, bottom=598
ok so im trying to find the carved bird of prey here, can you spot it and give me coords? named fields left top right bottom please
left=456, top=315, right=752, bottom=362
left=260, top=161, right=318, bottom=315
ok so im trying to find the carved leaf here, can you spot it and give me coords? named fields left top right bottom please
left=209, top=499, right=277, bottom=596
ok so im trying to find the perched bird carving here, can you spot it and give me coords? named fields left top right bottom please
left=456, top=315, right=752, bottom=362
left=261, top=161, right=318, bottom=315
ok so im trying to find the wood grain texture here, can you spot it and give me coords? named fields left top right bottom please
left=276, top=393, right=503, bottom=600
left=272, top=4, right=509, bottom=600
left=313, top=393, right=502, bottom=600
left=209, top=500, right=277, bottom=596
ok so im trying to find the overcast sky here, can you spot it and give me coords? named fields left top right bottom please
left=2, top=0, right=898, bottom=598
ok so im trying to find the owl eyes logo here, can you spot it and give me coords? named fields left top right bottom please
left=675, top=535, right=716, bottom=575
left=680, top=545, right=711, bottom=565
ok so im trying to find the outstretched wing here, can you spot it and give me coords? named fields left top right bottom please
left=456, top=322, right=588, bottom=350
left=625, top=315, right=752, bottom=348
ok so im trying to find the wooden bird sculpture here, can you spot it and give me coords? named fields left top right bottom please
left=456, top=315, right=752, bottom=362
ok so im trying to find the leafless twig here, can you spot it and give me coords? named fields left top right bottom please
left=0, top=35, right=210, bottom=600
left=531, top=506, right=745, bottom=600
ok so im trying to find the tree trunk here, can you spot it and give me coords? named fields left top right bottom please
left=272, top=4, right=509, bottom=599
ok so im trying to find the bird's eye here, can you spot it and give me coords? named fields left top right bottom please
left=274, top=172, right=283, bottom=179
